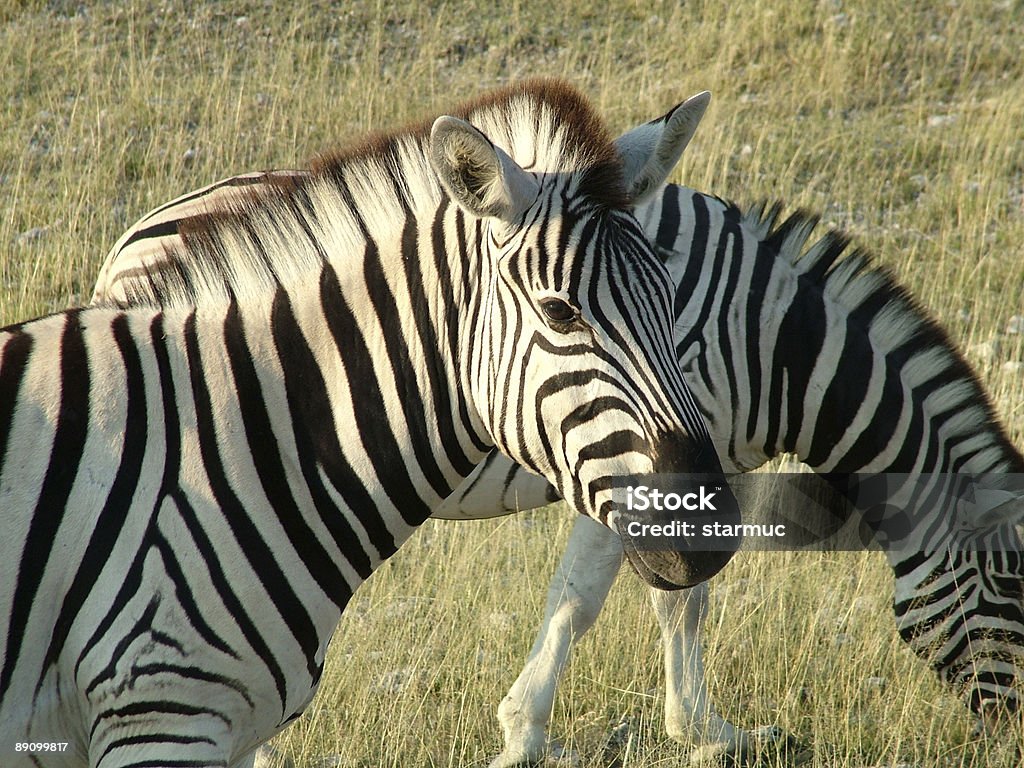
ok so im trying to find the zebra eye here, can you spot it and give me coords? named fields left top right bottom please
left=540, top=297, right=578, bottom=327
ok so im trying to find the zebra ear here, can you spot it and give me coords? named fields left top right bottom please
left=429, top=116, right=539, bottom=223
left=615, top=91, right=711, bottom=206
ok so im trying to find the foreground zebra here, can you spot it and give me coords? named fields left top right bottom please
left=94, top=165, right=1024, bottom=764
left=0, top=81, right=741, bottom=768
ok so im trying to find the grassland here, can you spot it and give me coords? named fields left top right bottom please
left=2, top=1, right=1023, bottom=766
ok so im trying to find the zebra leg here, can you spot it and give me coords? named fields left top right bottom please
left=650, top=583, right=792, bottom=764
left=651, top=583, right=746, bottom=747
left=489, top=515, right=624, bottom=768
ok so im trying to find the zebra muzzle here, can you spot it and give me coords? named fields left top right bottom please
left=616, top=474, right=742, bottom=588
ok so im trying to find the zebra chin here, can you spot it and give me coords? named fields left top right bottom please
left=619, top=538, right=736, bottom=589
left=615, top=491, right=742, bottom=588
left=615, top=430, right=742, bottom=589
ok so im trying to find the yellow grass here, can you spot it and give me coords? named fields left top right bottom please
left=2, top=1, right=1023, bottom=766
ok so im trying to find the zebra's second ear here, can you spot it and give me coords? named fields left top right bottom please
left=615, top=91, right=711, bottom=206
left=429, top=116, right=539, bottom=223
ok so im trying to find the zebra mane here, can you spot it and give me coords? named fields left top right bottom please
left=143, top=79, right=626, bottom=309
left=741, top=200, right=1024, bottom=476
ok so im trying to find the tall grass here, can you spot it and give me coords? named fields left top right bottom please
left=2, top=1, right=1022, bottom=766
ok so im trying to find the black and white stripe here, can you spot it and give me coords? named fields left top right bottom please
left=654, top=190, right=1023, bottom=716
left=0, top=81, right=734, bottom=768
left=92, top=158, right=1024, bottom=759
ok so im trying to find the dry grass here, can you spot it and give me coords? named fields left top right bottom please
left=2, top=1, right=1023, bottom=766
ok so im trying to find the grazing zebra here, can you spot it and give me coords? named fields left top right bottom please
left=0, top=80, right=740, bottom=768
left=462, top=191, right=1024, bottom=764
left=93, top=179, right=1024, bottom=759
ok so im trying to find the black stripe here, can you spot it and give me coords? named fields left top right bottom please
left=393, top=198, right=468, bottom=493
left=1, top=311, right=90, bottom=702
left=765, top=272, right=826, bottom=455
left=152, top=529, right=237, bottom=656
left=328, top=242, right=438, bottom=524
left=268, top=287, right=376, bottom=581
left=96, top=734, right=218, bottom=768
left=316, top=264, right=408, bottom=551
left=0, top=331, right=33, bottom=483
left=90, top=701, right=231, bottom=739
left=674, top=193, right=715, bottom=390
left=838, top=361, right=903, bottom=471
left=121, top=218, right=189, bottom=249
left=715, top=218, right=743, bottom=457
left=805, top=314, right=873, bottom=467
left=85, top=597, right=166, bottom=696
left=40, top=314, right=151, bottom=687
left=216, top=303, right=324, bottom=682
left=179, top=310, right=290, bottom=711
left=655, top=183, right=681, bottom=251
left=742, top=241, right=772, bottom=449
left=429, top=198, right=490, bottom=459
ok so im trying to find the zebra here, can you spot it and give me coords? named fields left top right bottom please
left=92, top=167, right=1024, bottom=764
left=0, top=80, right=740, bottom=768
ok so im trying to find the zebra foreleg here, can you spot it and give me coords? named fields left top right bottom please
left=488, top=516, right=623, bottom=768
left=490, top=515, right=795, bottom=768
left=650, top=584, right=798, bottom=764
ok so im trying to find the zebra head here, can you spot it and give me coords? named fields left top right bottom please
left=428, top=82, right=739, bottom=589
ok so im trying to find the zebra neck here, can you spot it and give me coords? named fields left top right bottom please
left=328, top=270, right=491, bottom=500
left=191, top=273, right=493, bottom=545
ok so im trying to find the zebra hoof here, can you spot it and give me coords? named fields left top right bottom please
left=687, top=726, right=807, bottom=767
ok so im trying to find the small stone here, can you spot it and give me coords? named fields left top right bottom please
left=1001, top=361, right=1024, bottom=374
left=547, top=742, right=581, bottom=766
left=926, top=114, right=955, bottom=128
left=488, top=611, right=515, bottom=631
left=850, top=595, right=875, bottom=612
left=864, top=676, right=887, bottom=691
left=14, top=225, right=53, bottom=245
left=253, top=744, right=293, bottom=768
left=182, top=147, right=197, bottom=164
left=370, top=667, right=413, bottom=694
left=968, top=339, right=1001, bottom=361
left=688, top=743, right=733, bottom=766
left=1006, top=315, right=1024, bottom=334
